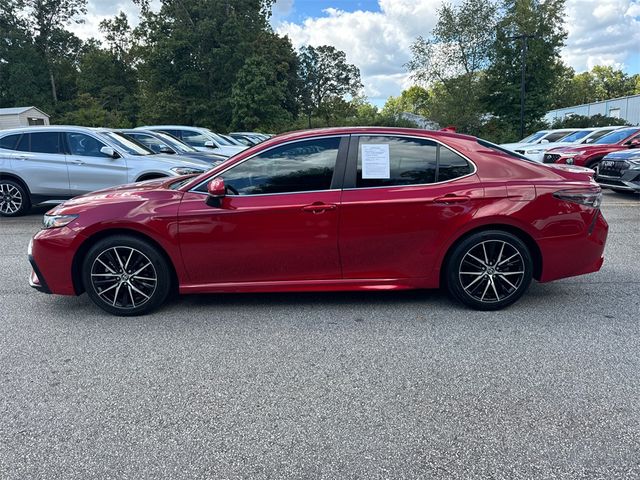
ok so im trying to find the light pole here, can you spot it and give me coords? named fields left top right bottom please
left=508, top=34, right=536, bottom=139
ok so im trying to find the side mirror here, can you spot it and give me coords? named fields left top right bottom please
left=159, top=146, right=174, bottom=154
left=204, top=140, right=217, bottom=149
left=206, top=177, right=226, bottom=207
left=100, top=146, right=118, bottom=158
left=540, top=139, right=549, bottom=144
left=628, top=138, right=640, bottom=148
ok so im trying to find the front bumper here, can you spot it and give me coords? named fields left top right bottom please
left=596, top=173, right=640, bottom=192
left=28, top=227, right=87, bottom=296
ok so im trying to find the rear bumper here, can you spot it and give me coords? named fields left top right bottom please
left=538, top=210, right=608, bottom=282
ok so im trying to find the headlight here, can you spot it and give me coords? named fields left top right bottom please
left=43, top=214, right=78, bottom=229
left=628, top=160, right=640, bottom=170
left=171, top=167, right=204, bottom=175
left=562, top=151, right=584, bottom=158
left=525, top=149, right=545, bottom=155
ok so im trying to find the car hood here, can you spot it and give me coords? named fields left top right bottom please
left=48, top=177, right=189, bottom=215
left=603, top=149, right=640, bottom=160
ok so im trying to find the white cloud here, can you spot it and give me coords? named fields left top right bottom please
left=562, top=0, right=640, bottom=72
left=279, top=0, right=640, bottom=105
left=277, top=0, right=445, bottom=105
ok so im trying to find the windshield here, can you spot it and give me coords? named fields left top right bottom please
left=101, top=132, right=152, bottom=155
left=558, top=130, right=593, bottom=142
left=519, top=131, right=547, bottom=143
left=593, top=128, right=640, bottom=145
left=154, top=132, right=198, bottom=153
left=205, top=130, right=234, bottom=146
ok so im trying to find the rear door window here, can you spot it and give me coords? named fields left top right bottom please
left=30, top=132, right=63, bottom=154
left=355, top=136, right=472, bottom=188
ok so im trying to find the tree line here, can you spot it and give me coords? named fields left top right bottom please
left=1, top=0, right=639, bottom=141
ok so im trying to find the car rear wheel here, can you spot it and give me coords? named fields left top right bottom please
left=446, top=230, right=533, bottom=310
left=82, top=235, right=172, bottom=316
left=0, top=179, right=30, bottom=217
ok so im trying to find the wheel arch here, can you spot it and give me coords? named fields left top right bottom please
left=71, top=228, right=179, bottom=295
left=0, top=172, right=31, bottom=194
left=584, top=155, right=606, bottom=169
left=439, top=223, right=543, bottom=287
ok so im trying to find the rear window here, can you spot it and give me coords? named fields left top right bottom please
left=0, top=134, right=21, bottom=150
left=30, top=132, right=63, bottom=154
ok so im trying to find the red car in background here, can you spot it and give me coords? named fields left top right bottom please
left=543, top=127, right=640, bottom=168
left=29, top=127, right=608, bottom=316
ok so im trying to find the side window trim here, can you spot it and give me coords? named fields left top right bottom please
left=344, top=134, right=477, bottom=190
left=190, top=135, right=350, bottom=195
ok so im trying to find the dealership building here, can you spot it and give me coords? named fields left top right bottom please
left=544, top=93, right=640, bottom=125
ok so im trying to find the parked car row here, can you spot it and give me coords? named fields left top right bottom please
left=501, top=126, right=640, bottom=194
left=0, top=125, right=270, bottom=216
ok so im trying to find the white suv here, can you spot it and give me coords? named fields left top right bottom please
left=0, top=126, right=211, bottom=217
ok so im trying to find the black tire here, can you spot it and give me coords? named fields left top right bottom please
left=446, top=230, right=533, bottom=311
left=0, top=179, right=31, bottom=217
left=82, top=235, right=172, bottom=316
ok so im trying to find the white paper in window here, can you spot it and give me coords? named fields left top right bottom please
left=361, top=144, right=390, bottom=179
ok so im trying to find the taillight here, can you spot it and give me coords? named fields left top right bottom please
left=553, top=188, right=602, bottom=208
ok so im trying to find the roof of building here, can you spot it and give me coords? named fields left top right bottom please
left=0, top=106, right=50, bottom=117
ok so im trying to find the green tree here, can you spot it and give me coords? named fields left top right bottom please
left=23, top=0, right=87, bottom=104
left=298, top=45, right=363, bottom=127
left=382, top=86, right=430, bottom=117
left=135, top=0, right=275, bottom=129
left=0, top=0, right=51, bottom=108
left=407, top=0, right=498, bottom=134
left=231, top=34, right=299, bottom=131
left=485, top=0, right=567, bottom=132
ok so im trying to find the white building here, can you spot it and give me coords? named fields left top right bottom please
left=0, top=106, right=50, bottom=130
left=544, top=94, right=640, bottom=125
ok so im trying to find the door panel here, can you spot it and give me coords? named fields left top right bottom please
left=11, top=132, right=70, bottom=197
left=178, top=191, right=342, bottom=285
left=339, top=178, right=483, bottom=279
left=65, top=132, right=129, bottom=195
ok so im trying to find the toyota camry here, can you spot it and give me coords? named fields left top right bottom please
left=28, top=127, right=608, bottom=316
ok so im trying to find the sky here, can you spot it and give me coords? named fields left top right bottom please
left=71, top=0, right=640, bottom=107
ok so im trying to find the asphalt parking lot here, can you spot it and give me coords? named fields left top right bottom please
left=1, top=191, right=639, bottom=479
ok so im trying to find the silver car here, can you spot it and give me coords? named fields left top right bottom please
left=138, top=125, right=247, bottom=157
left=0, top=126, right=211, bottom=217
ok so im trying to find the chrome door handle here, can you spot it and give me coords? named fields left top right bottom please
left=433, top=195, right=470, bottom=204
left=302, top=203, right=337, bottom=213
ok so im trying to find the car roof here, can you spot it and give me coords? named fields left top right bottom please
left=0, top=125, right=117, bottom=135
left=254, top=127, right=478, bottom=144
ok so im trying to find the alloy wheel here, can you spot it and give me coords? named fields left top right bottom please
left=0, top=183, right=23, bottom=215
left=90, top=246, right=158, bottom=310
left=458, top=240, right=525, bottom=304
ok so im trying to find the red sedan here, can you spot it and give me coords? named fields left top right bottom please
left=29, top=127, right=608, bottom=316
left=543, top=127, right=640, bottom=168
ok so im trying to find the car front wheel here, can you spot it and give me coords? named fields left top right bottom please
left=0, top=179, right=30, bottom=217
left=82, top=235, right=172, bottom=316
left=446, top=230, right=533, bottom=310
